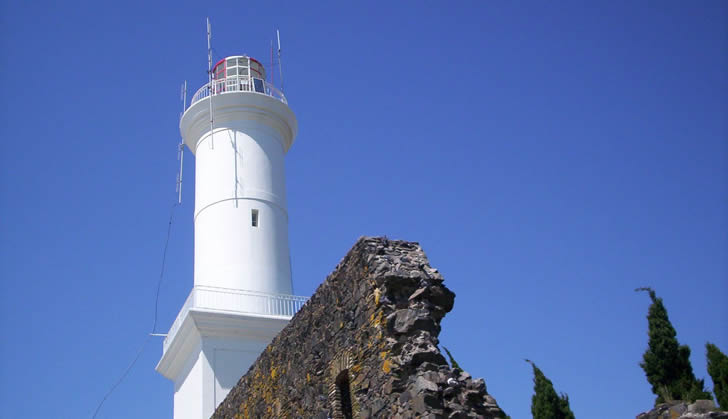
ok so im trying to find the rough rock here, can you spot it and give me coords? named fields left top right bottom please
left=637, top=400, right=728, bottom=419
left=211, top=236, right=506, bottom=418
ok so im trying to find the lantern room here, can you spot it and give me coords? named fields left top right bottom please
left=189, top=55, right=286, bottom=106
left=211, top=56, right=267, bottom=95
left=213, top=56, right=266, bottom=81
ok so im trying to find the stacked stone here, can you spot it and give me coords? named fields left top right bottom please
left=637, top=400, right=728, bottom=419
left=211, top=237, right=505, bottom=419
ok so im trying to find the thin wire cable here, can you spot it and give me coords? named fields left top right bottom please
left=153, top=203, right=178, bottom=334
left=91, top=203, right=178, bottom=418
left=91, top=336, right=150, bottom=419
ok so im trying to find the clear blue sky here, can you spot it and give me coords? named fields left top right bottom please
left=1, top=1, right=726, bottom=418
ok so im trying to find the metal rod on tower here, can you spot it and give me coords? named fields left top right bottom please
left=207, top=17, right=215, bottom=149
left=232, top=132, right=239, bottom=207
left=276, top=29, right=283, bottom=91
left=182, top=80, right=187, bottom=114
left=177, top=80, right=187, bottom=204
left=270, top=39, right=274, bottom=87
left=177, top=141, right=184, bottom=204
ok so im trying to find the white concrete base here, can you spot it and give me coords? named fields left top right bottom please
left=156, top=309, right=290, bottom=419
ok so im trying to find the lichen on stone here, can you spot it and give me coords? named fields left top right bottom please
left=211, top=237, right=506, bottom=419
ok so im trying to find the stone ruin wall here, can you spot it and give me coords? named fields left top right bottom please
left=211, top=237, right=506, bottom=419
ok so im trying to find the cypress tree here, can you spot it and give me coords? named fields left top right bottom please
left=706, top=342, right=728, bottom=409
left=636, top=287, right=712, bottom=404
left=526, top=359, right=575, bottom=419
left=443, top=346, right=462, bottom=370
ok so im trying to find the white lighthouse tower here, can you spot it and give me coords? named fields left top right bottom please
left=156, top=54, right=306, bottom=419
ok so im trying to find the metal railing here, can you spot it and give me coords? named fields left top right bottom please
left=189, top=75, right=287, bottom=107
left=162, top=286, right=307, bottom=352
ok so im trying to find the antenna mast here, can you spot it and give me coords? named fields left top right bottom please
left=182, top=80, right=187, bottom=113
left=176, top=142, right=184, bottom=204
left=176, top=80, right=187, bottom=204
left=207, top=17, right=215, bottom=149
left=276, top=29, right=283, bottom=91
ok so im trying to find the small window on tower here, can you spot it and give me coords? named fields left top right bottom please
left=251, top=209, right=259, bottom=227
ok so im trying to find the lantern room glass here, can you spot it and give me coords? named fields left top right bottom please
left=212, top=55, right=266, bottom=82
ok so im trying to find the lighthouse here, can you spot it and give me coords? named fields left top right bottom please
left=156, top=55, right=307, bottom=419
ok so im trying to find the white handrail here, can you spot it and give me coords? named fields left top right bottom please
left=162, top=286, right=307, bottom=352
left=189, top=75, right=287, bottom=107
